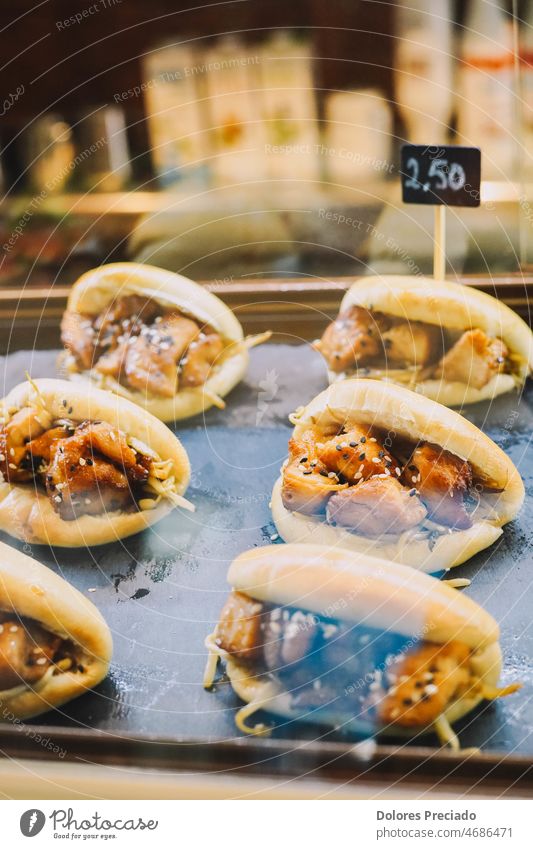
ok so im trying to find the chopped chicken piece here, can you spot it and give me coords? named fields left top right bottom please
left=282, top=459, right=347, bottom=515
left=216, top=591, right=264, bottom=662
left=122, top=315, right=200, bottom=397
left=60, top=311, right=96, bottom=370
left=94, top=341, right=128, bottom=378
left=326, top=476, right=427, bottom=536
left=377, top=641, right=472, bottom=728
left=25, top=425, right=73, bottom=464
left=94, top=295, right=160, bottom=338
left=0, top=617, right=61, bottom=690
left=316, top=426, right=401, bottom=483
left=45, top=421, right=150, bottom=520
left=433, top=329, right=508, bottom=389
left=180, top=331, right=225, bottom=388
left=281, top=428, right=347, bottom=515
left=382, top=320, right=441, bottom=367
left=317, top=307, right=390, bottom=372
left=402, top=442, right=473, bottom=529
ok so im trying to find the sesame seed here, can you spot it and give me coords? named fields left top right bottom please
left=9, top=448, right=14, bottom=457
left=378, top=450, right=384, bottom=458
left=409, top=488, right=417, bottom=496
left=343, top=453, right=349, bottom=460
left=369, top=437, right=377, bottom=442
left=395, top=467, right=401, bottom=476
left=8, top=463, right=16, bottom=470
left=328, top=472, right=337, bottom=479
left=359, top=453, right=366, bottom=461
left=84, top=498, right=91, bottom=505
left=425, top=683, right=438, bottom=696
left=354, top=472, right=362, bottom=479
left=79, top=458, right=86, bottom=466
left=349, top=441, right=357, bottom=448
left=310, top=460, right=317, bottom=467
left=36, top=657, right=47, bottom=665
left=335, top=445, right=342, bottom=452
left=360, top=436, right=367, bottom=444
left=303, top=470, right=312, bottom=475
left=86, top=458, right=93, bottom=466
left=54, top=495, right=62, bottom=503
left=270, top=533, right=279, bottom=541
left=299, top=456, right=308, bottom=464
left=9, top=625, right=18, bottom=633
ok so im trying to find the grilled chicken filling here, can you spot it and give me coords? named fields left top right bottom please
left=316, top=306, right=510, bottom=388
left=0, top=613, right=73, bottom=691
left=61, top=295, right=225, bottom=398
left=0, top=406, right=165, bottom=520
left=281, top=423, right=487, bottom=535
left=214, top=592, right=480, bottom=729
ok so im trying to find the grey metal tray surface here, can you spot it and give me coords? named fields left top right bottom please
left=0, top=342, right=531, bottom=764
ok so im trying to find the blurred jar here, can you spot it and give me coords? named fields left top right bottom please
left=394, top=0, right=454, bottom=144
left=75, top=106, right=131, bottom=191
left=23, top=114, right=75, bottom=194
left=324, top=89, right=392, bottom=185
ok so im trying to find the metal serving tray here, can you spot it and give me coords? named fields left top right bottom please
left=0, top=277, right=531, bottom=796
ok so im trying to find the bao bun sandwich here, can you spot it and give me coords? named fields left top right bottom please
left=0, top=378, right=192, bottom=547
left=0, top=542, right=112, bottom=719
left=206, top=545, right=520, bottom=748
left=61, top=262, right=269, bottom=422
left=314, top=276, right=533, bottom=407
left=271, top=379, right=523, bottom=572
left=205, top=544, right=520, bottom=749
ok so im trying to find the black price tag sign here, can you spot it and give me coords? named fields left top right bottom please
left=400, top=144, right=481, bottom=207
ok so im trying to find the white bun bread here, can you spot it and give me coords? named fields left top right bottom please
left=0, top=541, right=112, bottom=719
left=0, top=378, right=190, bottom=547
left=331, top=275, right=533, bottom=406
left=223, top=544, right=502, bottom=737
left=62, top=262, right=248, bottom=422
left=272, top=379, right=524, bottom=572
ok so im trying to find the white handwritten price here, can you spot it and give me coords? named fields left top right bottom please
left=404, top=157, right=466, bottom=193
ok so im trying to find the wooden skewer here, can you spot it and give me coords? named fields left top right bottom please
left=433, top=205, right=446, bottom=281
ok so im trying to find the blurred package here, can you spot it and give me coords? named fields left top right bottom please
left=520, top=0, right=533, bottom=179
left=22, top=114, right=75, bottom=194
left=324, top=89, right=392, bottom=184
left=143, top=42, right=208, bottom=186
left=259, top=32, right=320, bottom=182
left=394, top=0, right=453, bottom=143
left=203, top=36, right=266, bottom=185
left=75, top=106, right=131, bottom=192
left=456, top=0, right=516, bottom=179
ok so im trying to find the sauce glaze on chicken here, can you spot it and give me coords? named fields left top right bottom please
left=0, top=613, right=74, bottom=691
left=0, top=405, right=161, bottom=521
left=214, top=591, right=480, bottom=730
left=61, top=295, right=225, bottom=398
left=281, top=422, right=487, bottom=536
left=316, top=306, right=510, bottom=390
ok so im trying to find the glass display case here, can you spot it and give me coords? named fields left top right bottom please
left=1, top=1, right=533, bottom=290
